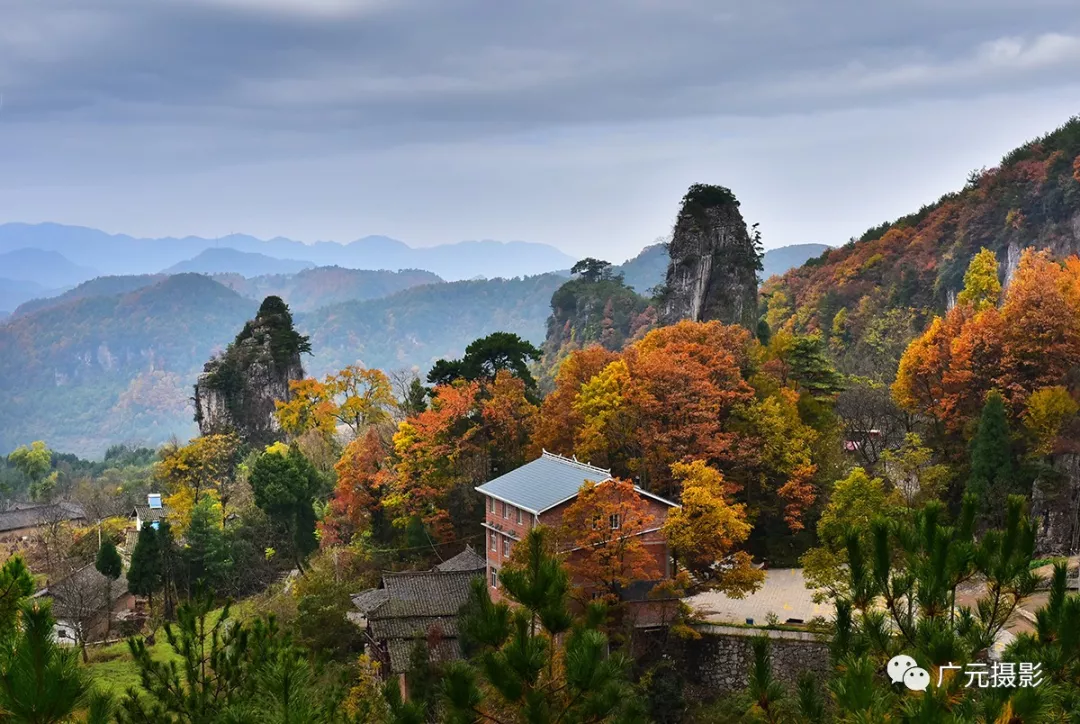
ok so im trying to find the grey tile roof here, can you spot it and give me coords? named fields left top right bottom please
left=475, top=450, right=612, bottom=513
left=434, top=544, right=486, bottom=573
left=358, top=568, right=482, bottom=674
left=132, top=503, right=170, bottom=524
left=0, top=502, right=86, bottom=533
left=351, top=588, right=389, bottom=614
left=375, top=569, right=479, bottom=616
left=387, top=638, right=460, bottom=675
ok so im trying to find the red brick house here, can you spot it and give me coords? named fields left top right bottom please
left=474, top=451, right=678, bottom=603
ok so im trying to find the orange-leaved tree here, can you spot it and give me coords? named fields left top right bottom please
left=320, top=427, right=392, bottom=547
left=386, top=372, right=538, bottom=546
left=558, top=478, right=662, bottom=602
left=663, top=461, right=764, bottom=597
left=386, top=380, right=483, bottom=544
left=893, top=249, right=1080, bottom=443
left=531, top=345, right=618, bottom=457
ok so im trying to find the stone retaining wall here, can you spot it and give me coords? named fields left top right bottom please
left=635, top=623, right=831, bottom=701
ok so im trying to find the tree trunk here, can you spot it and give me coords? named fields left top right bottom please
left=104, top=588, right=113, bottom=638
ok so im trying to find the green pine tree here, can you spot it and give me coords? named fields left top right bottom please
left=250, top=446, right=322, bottom=571
left=95, top=538, right=123, bottom=638
left=126, top=524, right=162, bottom=615
left=0, top=600, right=99, bottom=724
left=0, top=555, right=34, bottom=641
left=117, top=592, right=347, bottom=723
left=443, top=527, right=646, bottom=723
left=967, top=390, right=1016, bottom=527
left=788, top=333, right=844, bottom=398
left=821, top=495, right=1043, bottom=721
left=182, top=495, right=232, bottom=598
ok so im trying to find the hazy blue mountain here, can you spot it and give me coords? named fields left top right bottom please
left=761, top=243, right=832, bottom=280
left=0, top=274, right=259, bottom=456
left=614, top=244, right=668, bottom=294
left=0, top=271, right=564, bottom=457
left=0, top=248, right=99, bottom=288
left=213, top=266, right=444, bottom=312
left=0, top=278, right=49, bottom=316
left=11, top=275, right=166, bottom=319
left=301, top=273, right=566, bottom=378
left=605, top=243, right=834, bottom=296
left=164, top=248, right=315, bottom=276
left=0, top=223, right=575, bottom=281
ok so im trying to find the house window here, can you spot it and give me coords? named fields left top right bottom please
left=489, top=497, right=496, bottom=513
left=610, top=514, right=621, bottom=530
left=490, top=531, right=497, bottom=551
left=516, top=507, right=522, bottom=524
left=502, top=535, right=510, bottom=557
left=503, top=502, right=509, bottom=518
left=490, top=567, right=499, bottom=588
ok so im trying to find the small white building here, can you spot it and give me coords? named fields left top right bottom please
left=131, top=493, right=169, bottom=531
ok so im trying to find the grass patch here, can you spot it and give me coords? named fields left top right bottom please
left=1029, top=557, right=1068, bottom=570
left=86, top=604, right=238, bottom=698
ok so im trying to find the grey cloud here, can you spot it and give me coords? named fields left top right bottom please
left=5, top=0, right=1079, bottom=134
left=2, top=0, right=1080, bottom=258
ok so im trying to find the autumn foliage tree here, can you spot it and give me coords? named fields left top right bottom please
left=662, top=461, right=763, bottom=596
left=535, top=321, right=756, bottom=498
left=558, top=478, right=662, bottom=602
left=275, top=365, right=396, bottom=439
left=893, top=249, right=1080, bottom=444
left=156, top=433, right=242, bottom=533
left=531, top=345, right=618, bottom=457
left=320, top=428, right=391, bottom=547
left=386, top=370, right=537, bottom=547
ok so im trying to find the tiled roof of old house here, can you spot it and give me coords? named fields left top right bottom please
left=434, top=544, right=486, bottom=573
left=353, top=567, right=482, bottom=674
left=0, top=502, right=86, bottom=533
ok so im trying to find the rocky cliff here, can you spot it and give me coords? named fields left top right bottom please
left=193, top=296, right=309, bottom=446
left=657, top=184, right=761, bottom=330
left=1032, top=439, right=1080, bottom=556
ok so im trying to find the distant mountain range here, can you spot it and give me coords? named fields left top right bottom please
left=0, top=248, right=99, bottom=288
left=0, top=235, right=828, bottom=456
left=609, top=242, right=832, bottom=294
left=0, top=223, right=575, bottom=283
left=163, top=248, right=315, bottom=277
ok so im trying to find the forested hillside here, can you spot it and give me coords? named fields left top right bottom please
left=0, top=272, right=565, bottom=456
left=0, top=275, right=257, bottom=455
left=764, top=116, right=1080, bottom=370
left=213, top=266, right=443, bottom=312
left=303, top=273, right=566, bottom=378
left=12, top=275, right=167, bottom=319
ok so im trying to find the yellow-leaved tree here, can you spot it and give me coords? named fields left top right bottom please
left=662, top=460, right=763, bottom=597
left=157, top=433, right=242, bottom=533
left=956, top=247, right=1002, bottom=310
left=275, top=365, right=396, bottom=439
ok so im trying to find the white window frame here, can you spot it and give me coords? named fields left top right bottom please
left=489, top=497, right=496, bottom=513
left=610, top=513, right=621, bottom=530
left=490, top=531, right=497, bottom=551
left=503, top=502, right=509, bottom=518
left=490, top=567, right=499, bottom=588
left=502, top=535, right=510, bottom=557
left=516, top=507, right=522, bottom=524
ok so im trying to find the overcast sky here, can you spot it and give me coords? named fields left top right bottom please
left=2, top=1, right=1079, bottom=262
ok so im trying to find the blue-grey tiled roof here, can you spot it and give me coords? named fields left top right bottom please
left=475, top=451, right=613, bottom=514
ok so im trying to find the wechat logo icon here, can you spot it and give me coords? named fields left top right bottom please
left=888, top=655, right=930, bottom=692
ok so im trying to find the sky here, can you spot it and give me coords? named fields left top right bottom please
left=2, top=0, right=1079, bottom=263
